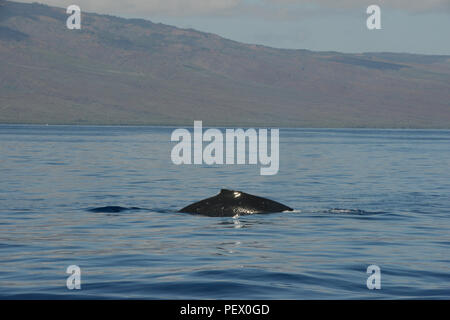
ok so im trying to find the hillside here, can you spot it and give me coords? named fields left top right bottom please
left=0, top=1, right=449, bottom=128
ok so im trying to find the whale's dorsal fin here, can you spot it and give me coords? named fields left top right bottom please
left=220, top=189, right=245, bottom=199
left=220, top=189, right=233, bottom=193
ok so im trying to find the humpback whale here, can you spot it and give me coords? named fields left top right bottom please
left=179, top=189, right=293, bottom=217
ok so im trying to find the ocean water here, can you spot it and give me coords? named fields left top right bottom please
left=0, top=125, right=449, bottom=299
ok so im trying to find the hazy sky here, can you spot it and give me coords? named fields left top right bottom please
left=15, top=0, right=450, bottom=54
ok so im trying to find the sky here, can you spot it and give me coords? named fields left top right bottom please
left=14, top=0, right=450, bottom=54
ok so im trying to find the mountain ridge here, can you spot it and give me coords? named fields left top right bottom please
left=0, top=1, right=449, bottom=128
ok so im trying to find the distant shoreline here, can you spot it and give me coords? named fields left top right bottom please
left=1, top=123, right=450, bottom=130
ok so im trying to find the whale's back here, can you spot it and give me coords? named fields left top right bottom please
left=179, top=189, right=293, bottom=217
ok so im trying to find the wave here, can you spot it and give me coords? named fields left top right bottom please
left=321, top=208, right=383, bottom=215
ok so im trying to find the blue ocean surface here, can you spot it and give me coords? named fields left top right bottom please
left=0, top=125, right=449, bottom=299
